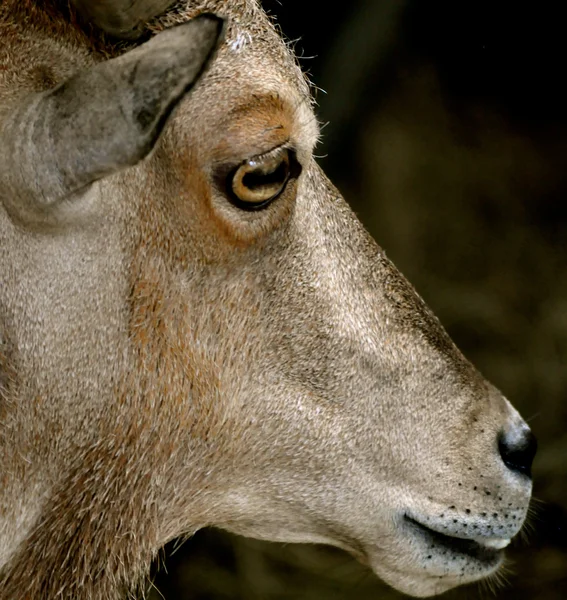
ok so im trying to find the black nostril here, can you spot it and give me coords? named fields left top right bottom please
left=498, top=428, right=537, bottom=477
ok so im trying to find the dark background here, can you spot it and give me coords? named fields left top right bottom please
left=149, top=1, right=567, bottom=597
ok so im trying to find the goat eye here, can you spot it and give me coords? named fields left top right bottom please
left=229, top=147, right=295, bottom=209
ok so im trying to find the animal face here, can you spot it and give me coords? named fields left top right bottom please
left=0, top=2, right=535, bottom=598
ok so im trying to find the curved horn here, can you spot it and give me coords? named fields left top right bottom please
left=0, top=15, right=225, bottom=226
left=71, top=0, right=178, bottom=39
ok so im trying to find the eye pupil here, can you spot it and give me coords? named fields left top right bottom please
left=229, top=147, right=297, bottom=209
left=242, top=159, right=289, bottom=192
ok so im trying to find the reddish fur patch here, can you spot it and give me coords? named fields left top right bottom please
left=214, top=93, right=294, bottom=162
left=1, top=1, right=80, bottom=41
left=0, top=1, right=138, bottom=56
left=127, top=202, right=230, bottom=445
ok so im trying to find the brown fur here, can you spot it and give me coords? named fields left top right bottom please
left=0, top=2, right=534, bottom=599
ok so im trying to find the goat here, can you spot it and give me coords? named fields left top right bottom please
left=0, top=1, right=536, bottom=598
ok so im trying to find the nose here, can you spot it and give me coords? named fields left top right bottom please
left=498, top=426, right=537, bottom=478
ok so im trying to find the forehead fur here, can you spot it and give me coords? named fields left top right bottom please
left=0, top=0, right=311, bottom=102
left=151, top=1, right=312, bottom=99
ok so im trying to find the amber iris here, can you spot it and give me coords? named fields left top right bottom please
left=230, top=146, right=293, bottom=209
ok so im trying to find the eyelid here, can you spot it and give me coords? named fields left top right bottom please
left=213, top=141, right=299, bottom=185
left=239, top=140, right=294, bottom=170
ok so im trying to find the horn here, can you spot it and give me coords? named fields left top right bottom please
left=71, top=0, right=178, bottom=39
left=0, top=15, right=225, bottom=227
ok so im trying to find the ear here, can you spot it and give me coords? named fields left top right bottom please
left=71, top=0, right=178, bottom=40
left=0, top=15, right=225, bottom=225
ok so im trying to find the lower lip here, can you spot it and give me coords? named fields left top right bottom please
left=404, top=516, right=504, bottom=566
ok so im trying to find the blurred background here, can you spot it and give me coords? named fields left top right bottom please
left=149, top=1, right=567, bottom=597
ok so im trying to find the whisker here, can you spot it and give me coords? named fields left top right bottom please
left=525, top=412, right=541, bottom=423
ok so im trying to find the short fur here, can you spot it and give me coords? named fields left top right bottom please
left=0, top=2, right=534, bottom=599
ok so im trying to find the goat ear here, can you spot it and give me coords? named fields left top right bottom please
left=0, top=15, right=224, bottom=223
left=71, top=0, right=178, bottom=39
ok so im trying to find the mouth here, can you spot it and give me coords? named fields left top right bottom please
left=404, top=515, right=510, bottom=566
